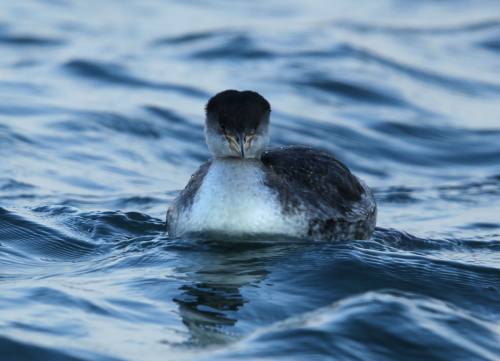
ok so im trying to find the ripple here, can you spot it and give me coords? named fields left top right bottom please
left=0, top=335, right=97, bottom=361
left=0, top=179, right=36, bottom=191
left=26, top=287, right=112, bottom=316
left=63, top=60, right=207, bottom=97
left=0, top=35, right=64, bottom=46
left=143, top=106, right=188, bottom=124
left=0, top=206, right=164, bottom=262
left=335, top=18, right=500, bottom=35
left=438, top=175, right=500, bottom=201
left=294, top=77, right=406, bottom=106
left=468, top=222, right=500, bottom=230
left=480, top=39, right=500, bottom=53
left=153, top=29, right=224, bottom=45
left=296, top=44, right=500, bottom=96
left=53, top=109, right=191, bottom=141
left=0, top=207, right=103, bottom=262
left=142, top=106, right=209, bottom=163
left=0, top=81, right=46, bottom=95
left=373, top=186, right=420, bottom=204
left=164, top=31, right=275, bottom=60
left=0, top=124, right=36, bottom=149
left=371, top=121, right=500, bottom=167
left=85, top=112, right=162, bottom=139
left=192, top=34, right=274, bottom=59
left=143, top=105, right=205, bottom=141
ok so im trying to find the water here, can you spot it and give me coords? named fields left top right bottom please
left=1, top=0, right=500, bottom=360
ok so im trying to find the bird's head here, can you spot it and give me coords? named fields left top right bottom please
left=205, top=90, right=271, bottom=159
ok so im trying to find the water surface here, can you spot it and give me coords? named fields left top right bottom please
left=1, top=0, right=500, bottom=360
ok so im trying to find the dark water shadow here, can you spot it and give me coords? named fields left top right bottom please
left=167, top=238, right=311, bottom=346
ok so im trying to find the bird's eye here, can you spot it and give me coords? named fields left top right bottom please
left=220, top=124, right=225, bottom=130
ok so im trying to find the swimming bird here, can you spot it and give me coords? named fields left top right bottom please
left=167, top=90, right=376, bottom=241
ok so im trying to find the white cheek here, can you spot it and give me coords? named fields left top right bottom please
left=246, top=131, right=269, bottom=158
left=205, top=129, right=233, bottom=157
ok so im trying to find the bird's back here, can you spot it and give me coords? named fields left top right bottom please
left=261, top=146, right=377, bottom=241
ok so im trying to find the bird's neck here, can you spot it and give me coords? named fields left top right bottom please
left=213, top=155, right=261, bottom=161
left=211, top=156, right=262, bottom=169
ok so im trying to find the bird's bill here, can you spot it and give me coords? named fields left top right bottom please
left=226, top=134, right=254, bottom=158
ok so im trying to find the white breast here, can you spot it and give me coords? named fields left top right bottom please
left=172, top=158, right=303, bottom=238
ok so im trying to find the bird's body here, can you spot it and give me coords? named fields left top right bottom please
left=167, top=157, right=294, bottom=238
left=167, top=90, right=377, bottom=241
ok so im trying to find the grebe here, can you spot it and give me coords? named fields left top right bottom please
left=167, top=90, right=376, bottom=241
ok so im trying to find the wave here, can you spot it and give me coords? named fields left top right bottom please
left=334, top=18, right=500, bottom=35
left=63, top=60, right=207, bottom=97
left=293, top=77, right=406, bottom=106
left=291, top=44, right=500, bottom=96
left=0, top=206, right=164, bottom=262
left=211, top=290, right=500, bottom=361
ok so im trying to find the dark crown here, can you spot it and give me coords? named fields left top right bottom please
left=205, top=90, right=271, bottom=133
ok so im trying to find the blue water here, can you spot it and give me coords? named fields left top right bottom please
left=1, top=0, right=500, bottom=360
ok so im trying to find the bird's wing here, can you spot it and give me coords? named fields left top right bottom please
left=166, top=158, right=214, bottom=231
left=261, top=146, right=374, bottom=222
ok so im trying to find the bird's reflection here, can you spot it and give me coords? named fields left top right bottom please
left=172, top=238, right=308, bottom=346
